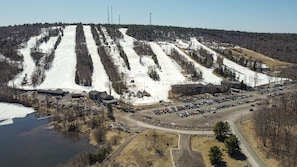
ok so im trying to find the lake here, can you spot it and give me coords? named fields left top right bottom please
left=0, top=113, right=92, bottom=167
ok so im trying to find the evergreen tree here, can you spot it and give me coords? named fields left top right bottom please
left=224, top=134, right=241, bottom=155
left=213, top=121, right=231, bottom=141
left=208, top=146, right=223, bottom=165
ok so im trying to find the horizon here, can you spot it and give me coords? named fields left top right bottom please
left=1, top=0, right=296, bottom=33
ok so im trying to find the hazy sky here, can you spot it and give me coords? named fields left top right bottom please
left=1, top=0, right=296, bottom=33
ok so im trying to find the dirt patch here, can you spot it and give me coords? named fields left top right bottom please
left=228, top=47, right=290, bottom=70
left=191, top=136, right=248, bottom=167
left=110, top=129, right=178, bottom=167
left=238, top=119, right=280, bottom=167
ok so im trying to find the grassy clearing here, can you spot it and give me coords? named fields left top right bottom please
left=191, top=136, right=249, bottom=167
left=228, top=47, right=290, bottom=69
left=238, top=120, right=280, bottom=167
left=110, top=129, right=178, bottom=167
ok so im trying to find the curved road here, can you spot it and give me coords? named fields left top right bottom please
left=226, top=110, right=267, bottom=167
left=115, top=101, right=266, bottom=167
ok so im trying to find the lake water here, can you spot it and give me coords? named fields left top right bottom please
left=0, top=113, right=92, bottom=167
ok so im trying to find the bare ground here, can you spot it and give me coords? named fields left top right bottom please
left=109, top=129, right=178, bottom=167
left=228, top=47, right=290, bottom=69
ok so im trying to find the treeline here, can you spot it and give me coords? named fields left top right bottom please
left=280, top=65, right=297, bottom=80
left=134, top=41, right=160, bottom=68
left=0, top=24, right=47, bottom=84
left=104, top=24, right=122, bottom=41
left=91, top=25, right=125, bottom=94
left=215, top=48, right=264, bottom=72
left=31, top=27, right=63, bottom=86
left=189, top=48, right=213, bottom=68
left=75, top=24, right=93, bottom=86
left=253, top=92, right=297, bottom=167
left=0, top=23, right=65, bottom=84
left=0, top=62, right=21, bottom=84
left=44, top=34, right=62, bottom=70
left=169, top=49, right=202, bottom=81
left=123, top=24, right=297, bottom=64
left=117, top=43, right=131, bottom=70
left=214, top=57, right=236, bottom=80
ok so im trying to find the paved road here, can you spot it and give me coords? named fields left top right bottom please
left=101, top=132, right=139, bottom=166
left=114, top=92, right=269, bottom=167
left=227, top=111, right=266, bottom=167
left=136, top=121, right=214, bottom=135
left=171, top=134, right=205, bottom=167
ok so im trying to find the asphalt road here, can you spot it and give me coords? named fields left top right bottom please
left=101, top=133, right=139, bottom=166
left=171, top=134, right=205, bottom=167
left=112, top=87, right=294, bottom=167
left=227, top=116, right=267, bottom=167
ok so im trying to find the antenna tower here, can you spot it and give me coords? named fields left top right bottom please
left=150, top=12, right=152, bottom=25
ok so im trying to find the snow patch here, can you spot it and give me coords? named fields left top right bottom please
left=0, top=102, right=35, bottom=126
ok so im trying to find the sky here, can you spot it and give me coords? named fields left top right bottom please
left=1, top=0, right=296, bottom=33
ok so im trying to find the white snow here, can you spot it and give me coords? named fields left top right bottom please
left=149, top=42, right=186, bottom=84
left=176, top=39, right=189, bottom=49
left=83, top=26, right=111, bottom=92
left=0, top=102, right=35, bottom=126
left=118, top=28, right=188, bottom=105
left=39, top=36, right=58, bottom=54
left=188, top=37, right=284, bottom=87
left=160, top=42, right=223, bottom=85
left=189, top=38, right=218, bottom=61
left=38, top=25, right=86, bottom=91
left=223, top=58, right=282, bottom=87
left=8, top=34, right=44, bottom=87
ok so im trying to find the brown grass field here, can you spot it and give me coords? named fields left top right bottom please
left=110, top=129, right=178, bottom=167
left=228, top=47, right=290, bottom=70
left=191, top=136, right=249, bottom=167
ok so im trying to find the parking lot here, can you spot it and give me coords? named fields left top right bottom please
left=152, top=94, right=259, bottom=118
left=132, top=91, right=260, bottom=128
left=129, top=82, right=295, bottom=130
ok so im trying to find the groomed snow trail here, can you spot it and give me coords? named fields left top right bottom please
left=161, top=42, right=222, bottom=85
left=83, top=25, right=110, bottom=92
left=189, top=38, right=284, bottom=87
left=39, top=25, right=86, bottom=91
left=119, top=28, right=187, bottom=105
left=149, top=42, right=186, bottom=84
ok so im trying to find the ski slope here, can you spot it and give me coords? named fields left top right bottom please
left=38, top=25, right=86, bottom=91
left=223, top=58, right=283, bottom=87
left=188, top=38, right=284, bottom=87
left=6, top=25, right=287, bottom=105
left=119, top=28, right=187, bottom=104
left=160, top=42, right=222, bottom=85
left=149, top=42, right=186, bottom=84
left=189, top=38, right=218, bottom=61
left=83, top=25, right=111, bottom=92
left=8, top=34, right=43, bottom=88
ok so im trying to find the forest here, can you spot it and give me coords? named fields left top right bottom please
left=253, top=92, right=297, bottom=167
left=120, top=24, right=297, bottom=64
left=75, top=23, right=93, bottom=86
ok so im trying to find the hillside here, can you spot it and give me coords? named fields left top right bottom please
left=0, top=23, right=295, bottom=105
left=122, top=24, right=297, bottom=64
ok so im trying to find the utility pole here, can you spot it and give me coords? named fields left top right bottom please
left=118, top=15, right=121, bottom=25
left=149, top=12, right=152, bottom=25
